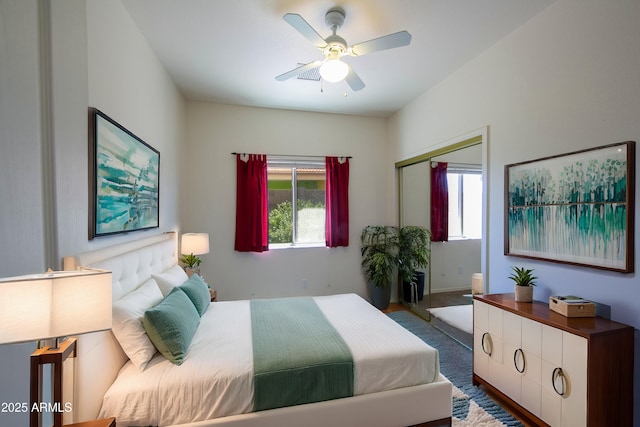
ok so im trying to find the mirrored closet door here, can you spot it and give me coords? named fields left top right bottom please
left=396, top=135, right=486, bottom=331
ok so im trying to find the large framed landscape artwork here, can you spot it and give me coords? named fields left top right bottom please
left=89, top=108, right=160, bottom=239
left=505, top=141, right=635, bottom=273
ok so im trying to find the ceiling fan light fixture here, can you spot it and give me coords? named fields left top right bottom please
left=279, top=7, right=410, bottom=91
left=320, top=58, right=349, bottom=83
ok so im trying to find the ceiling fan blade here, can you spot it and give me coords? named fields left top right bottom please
left=345, top=65, right=365, bottom=91
left=350, top=30, right=411, bottom=56
left=283, top=13, right=328, bottom=48
left=275, top=61, right=323, bottom=81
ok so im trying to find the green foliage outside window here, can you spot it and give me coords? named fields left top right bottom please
left=269, top=199, right=325, bottom=244
left=269, top=200, right=293, bottom=243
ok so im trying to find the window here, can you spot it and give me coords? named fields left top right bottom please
left=267, top=158, right=326, bottom=247
left=446, top=167, right=482, bottom=239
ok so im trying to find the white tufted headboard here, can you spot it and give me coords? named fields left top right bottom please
left=63, top=232, right=178, bottom=423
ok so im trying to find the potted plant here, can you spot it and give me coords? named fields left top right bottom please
left=398, top=226, right=431, bottom=303
left=360, top=226, right=399, bottom=310
left=180, top=253, right=202, bottom=277
left=509, top=266, right=537, bottom=302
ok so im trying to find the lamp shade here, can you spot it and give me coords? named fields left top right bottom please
left=0, top=269, right=112, bottom=344
left=181, top=233, right=210, bottom=255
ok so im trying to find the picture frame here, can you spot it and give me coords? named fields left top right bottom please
left=505, top=141, right=635, bottom=273
left=89, top=108, right=160, bottom=239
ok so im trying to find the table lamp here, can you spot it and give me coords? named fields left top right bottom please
left=180, top=233, right=210, bottom=276
left=0, top=268, right=112, bottom=427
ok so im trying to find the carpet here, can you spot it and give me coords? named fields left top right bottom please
left=388, top=311, right=523, bottom=427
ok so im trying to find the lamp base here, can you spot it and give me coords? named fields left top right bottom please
left=30, top=338, right=77, bottom=427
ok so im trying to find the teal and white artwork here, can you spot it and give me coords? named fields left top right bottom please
left=91, top=110, right=159, bottom=238
left=506, top=141, right=634, bottom=272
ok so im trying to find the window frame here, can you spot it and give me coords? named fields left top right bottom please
left=267, top=157, right=326, bottom=249
left=446, top=165, right=482, bottom=240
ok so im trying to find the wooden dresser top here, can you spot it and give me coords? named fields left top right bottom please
left=474, top=293, right=633, bottom=338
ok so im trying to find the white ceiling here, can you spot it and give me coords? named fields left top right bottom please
left=122, top=0, right=555, bottom=117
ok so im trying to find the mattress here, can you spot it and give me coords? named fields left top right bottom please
left=99, top=293, right=439, bottom=426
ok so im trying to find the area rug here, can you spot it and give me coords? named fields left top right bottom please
left=388, top=311, right=523, bottom=427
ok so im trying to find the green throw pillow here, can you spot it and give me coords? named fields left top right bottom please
left=180, top=274, right=211, bottom=316
left=143, top=287, right=200, bottom=365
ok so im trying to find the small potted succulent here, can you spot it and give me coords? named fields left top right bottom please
left=509, top=266, right=537, bottom=302
left=180, top=253, right=202, bottom=277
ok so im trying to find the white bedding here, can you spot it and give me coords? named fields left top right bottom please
left=99, top=293, right=439, bottom=426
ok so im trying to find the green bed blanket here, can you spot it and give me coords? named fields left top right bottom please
left=250, top=297, right=354, bottom=411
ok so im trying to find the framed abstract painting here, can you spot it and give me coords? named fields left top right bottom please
left=505, top=141, right=635, bottom=272
left=89, top=108, right=160, bottom=239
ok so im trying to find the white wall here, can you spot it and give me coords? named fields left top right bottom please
left=50, top=0, right=90, bottom=264
left=184, top=102, right=392, bottom=301
left=0, top=1, right=185, bottom=425
left=0, top=0, right=46, bottom=275
left=389, top=0, right=640, bottom=420
left=84, top=0, right=185, bottom=252
left=0, top=2, right=47, bottom=425
left=430, top=240, right=481, bottom=292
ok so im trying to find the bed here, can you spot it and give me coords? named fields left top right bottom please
left=63, top=233, right=452, bottom=427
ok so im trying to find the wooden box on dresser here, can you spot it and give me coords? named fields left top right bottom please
left=473, top=293, right=634, bottom=427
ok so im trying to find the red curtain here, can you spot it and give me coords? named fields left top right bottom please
left=430, top=162, right=449, bottom=242
left=235, top=154, right=269, bottom=252
left=325, top=157, right=349, bottom=247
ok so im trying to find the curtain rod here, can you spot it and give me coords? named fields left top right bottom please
left=231, top=152, right=351, bottom=159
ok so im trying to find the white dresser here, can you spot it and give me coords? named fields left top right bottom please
left=473, top=294, right=633, bottom=427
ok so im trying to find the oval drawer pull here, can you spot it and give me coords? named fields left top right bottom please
left=481, top=332, right=492, bottom=356
left=513, top=348, right=525, bottom=373
left=552, top=367, right=566, bottom=396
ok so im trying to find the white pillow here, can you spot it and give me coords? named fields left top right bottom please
left=152, top=264, right=189, bottom=296
left=112, top=279, right=164, bottom=371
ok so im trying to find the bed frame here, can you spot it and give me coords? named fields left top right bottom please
left=64, top=233, right=452, bottom=427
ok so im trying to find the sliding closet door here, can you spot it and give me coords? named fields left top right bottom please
left=396, top=136, right=486, bottom=318
left=399, top=161, right=431, bottom=312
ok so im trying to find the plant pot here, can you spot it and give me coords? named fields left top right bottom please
left=514, top=285, right=533, bottom=302
left=402, top=271, right=425, bottom=303
left=368, top=280, right=391, bottom=310
left=184, top=267, right=200, bottom=277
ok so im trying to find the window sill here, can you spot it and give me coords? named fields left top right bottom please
left=446, top=236, right=481, bottom=242
left=269, top=242, right=326, bottom=250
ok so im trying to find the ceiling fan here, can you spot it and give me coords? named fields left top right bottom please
left=276, top=6, right=411, bottom=91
